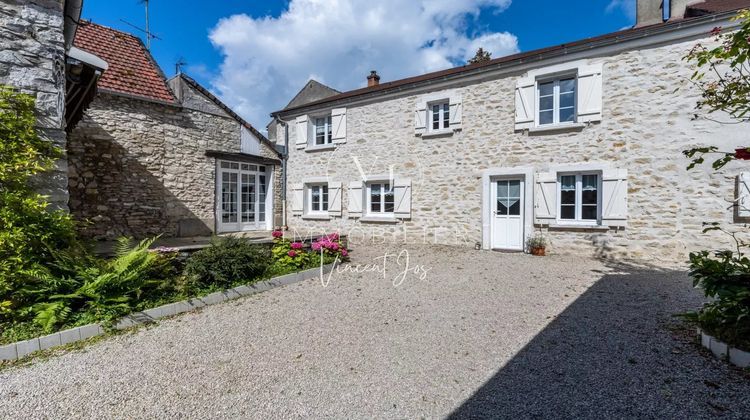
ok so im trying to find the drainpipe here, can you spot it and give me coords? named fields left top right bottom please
left=274, top=116, right=289, bottom=230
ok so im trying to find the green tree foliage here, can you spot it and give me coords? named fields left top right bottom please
left=0, top=87, right=76, bottom=312
left=468, top=47, right=492, bottom=64
left=682, top=10, right=750, bottom=169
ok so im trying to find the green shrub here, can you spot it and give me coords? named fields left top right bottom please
left=0, top=87, right=76, bottom=311
left=687, top=249, right=750, bottom=351
left=184, top=237, right=271, bottom=290
left=14, top=237, right=176, bottom=332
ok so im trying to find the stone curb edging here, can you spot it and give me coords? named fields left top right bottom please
left=0, top=263, right=336, bottom=362
left=698, top=328, right=750, bottom=368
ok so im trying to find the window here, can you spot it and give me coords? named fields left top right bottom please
left=314, top=116, right=332, bottom=145
left=308, top=184, right=329, bottom=213
left=559, top=173, right=599, bottom=223
left=367, top=182, right=394, bottom=215
left=538, top=77, right=576, bottom=126
left=430, top=102, right=450, bottom=131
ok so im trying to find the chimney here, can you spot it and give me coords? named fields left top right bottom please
left=635, top=0, right=664, bottom=27
left=367, top=70, right=380, bottom=87
left=669, top=0, right=702, bottom=20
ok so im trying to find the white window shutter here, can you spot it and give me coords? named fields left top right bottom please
left=394, top=178, right=412, bottom=219
left=449, top=94, right=462, bottom=129
left=295, top=115, right=308, bottom=149
left=328, top=181, right=342, bottom=216
left=331, top=108, right=347, bottom=144
left=348, top=181, right=363, bottom=217
left=601, top=168, right=628, bottom=227
left=738, top=173, right=750, bottom=218
left=291, top=183, right=304, bottom=215
left=577, top=64, right=603, bottom=123
left=414, top=101, right=427, bottom=136
left=515, top=77, right=535, bottom=130
left=534, top=172, right=557, bottom=224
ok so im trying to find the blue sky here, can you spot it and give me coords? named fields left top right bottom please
left=82, top=0, right=635, bottom=128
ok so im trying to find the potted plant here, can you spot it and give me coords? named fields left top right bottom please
left=528, top=233, right=547, bottom=256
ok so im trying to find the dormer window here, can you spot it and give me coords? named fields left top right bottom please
left=538, top=77, right=576, bottom=126
left=314, top=116, right=333, bottom=145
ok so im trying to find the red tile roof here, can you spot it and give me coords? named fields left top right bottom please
left=74, top=22, right=175, bottom=103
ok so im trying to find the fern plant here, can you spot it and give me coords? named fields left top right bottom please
left=18, top=237, right=175, bottom=332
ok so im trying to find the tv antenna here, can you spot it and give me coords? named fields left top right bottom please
left=175, top=57, right=187, bottom=75
left=119, top=0, right=161, bottom=50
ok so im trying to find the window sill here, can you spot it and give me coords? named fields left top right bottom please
left=421, top=129, right=456, bottom=139
left=305, top=144, right=336, bottom=152
left=545, top=223, right=611, bottom=232
left=528, top=122, right=585, bottom=134
left=302, top=214, right=331, bottom=220
left=359, top=215, right=400, bottom=224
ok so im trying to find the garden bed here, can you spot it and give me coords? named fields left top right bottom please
left=698, top=328, right=750, bottom=368
left=0, top=231, right=349, bottom=351
left=0, top=262, right=337, bottom=362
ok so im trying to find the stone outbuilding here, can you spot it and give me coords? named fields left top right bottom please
left=68, top=22, right=282, bottom=239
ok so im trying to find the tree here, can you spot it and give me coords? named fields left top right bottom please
left=468, top=47, right=492, bottom=64
left=0, top=86, right=75, bottom=313
left=683, top=10, right=750, bottom=170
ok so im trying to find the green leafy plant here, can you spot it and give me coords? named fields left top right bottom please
left=682, top=10, right=750, bottom=170
left=0, top=86, right=76, bottom=309
left=269, top=234, right=311, bottom=272
left=527, top=233, right=547, bottom=249
left=16, top=237, right=175, bottom=332
left=685, top=224, right=750, bottom=351
left=184, top=237, right=271, bottom=290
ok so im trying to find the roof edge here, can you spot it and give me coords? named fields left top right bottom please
left=272, top=8, right=745, bottom=117
left=177, top=73, right=282, bottom=158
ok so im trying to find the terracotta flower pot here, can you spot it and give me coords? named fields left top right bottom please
left=530, top=246, right=546, bottom=256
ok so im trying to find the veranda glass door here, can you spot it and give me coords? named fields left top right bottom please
left=217, top=161, right=268, bottom=232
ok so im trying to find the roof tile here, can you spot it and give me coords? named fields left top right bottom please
left=74, top=22, right=175, bottom=103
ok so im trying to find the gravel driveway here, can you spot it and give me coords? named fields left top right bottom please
left=1, top=244, right=749, bottom=419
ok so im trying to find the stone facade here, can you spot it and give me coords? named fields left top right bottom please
left=68, top=84, right=282, bottom=240
left=0, top=0, right=68, bottom=208
left=281, top=33, right=747, bottom=265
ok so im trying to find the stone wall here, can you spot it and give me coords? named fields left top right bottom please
left=0, top=0, right=68, bottom=208
left=283, top=35, right=748, bottom=265
left=68, top=91, right=282, bottom=239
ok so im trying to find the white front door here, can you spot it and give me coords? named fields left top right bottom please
left=217, top=161, right=269, bottom=232
left=491, top=178, right=524, bottom=250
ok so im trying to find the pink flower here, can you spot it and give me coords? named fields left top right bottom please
left=340, top=249, right=348, bottom=257
left=272, top=230, right=283, bottom=238
left=287, top=250, right=297, bottom=258
left=327, top=233, right=339, bottom=241
left=290, top=242, right=303, bottom=250
left=311, top=242, right=321, bottom=251
left=331, top=243, right=339, bottom=251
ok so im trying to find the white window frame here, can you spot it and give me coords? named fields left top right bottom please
left=366, top=181, right=395, bottom=216
left=557, top=172, right=601, bottom=226
left=313, top=115, right=333, bottom=146
left=428, top=100, right=450, bottom=132
left=536, top=75, right=577, bottom=127
left=306, top=183, right=329, bottom=215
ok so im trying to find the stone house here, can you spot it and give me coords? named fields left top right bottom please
left=0, top=0, right=105, bottom=208
left=68, top=22, right=282, bottom=239
left=271, top=0, right=750, bottom=264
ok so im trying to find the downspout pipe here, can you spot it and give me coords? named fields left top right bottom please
left=63, top=0, right=84, bottom=51
left=274, top=116, right=289, bottom=230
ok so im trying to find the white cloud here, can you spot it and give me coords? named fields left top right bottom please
left=606, top=0, right=636, bottom=22
left=208, top=0, right=519, bottom=128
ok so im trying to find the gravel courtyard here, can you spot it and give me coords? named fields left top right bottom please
left=1, top=244, right=749, bottom=419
